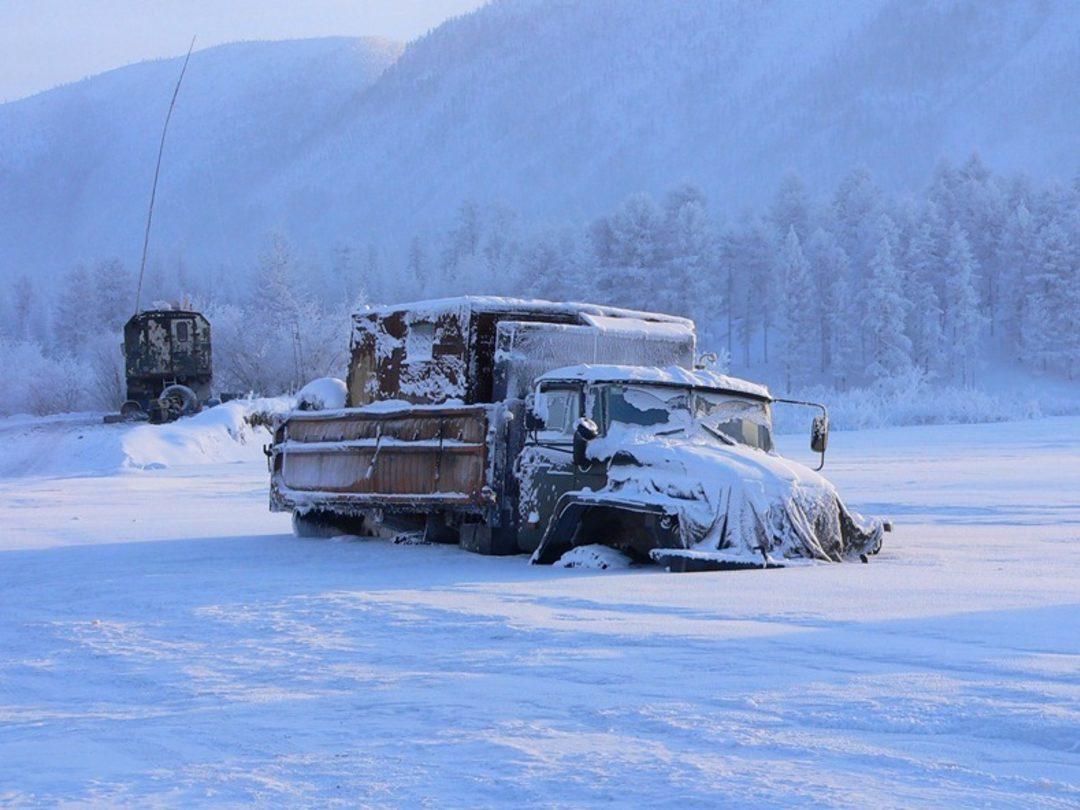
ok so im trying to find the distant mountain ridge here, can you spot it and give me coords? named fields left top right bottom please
left=0, top=37, right=402, bottom=278
left=0, top=0, right=1077, bottom=285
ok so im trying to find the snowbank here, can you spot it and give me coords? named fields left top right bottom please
left=557, top=544, right=634, bottom=570
left=0, top=398, right=292, bottom=479
left=295, top=378, right=348, bottom=411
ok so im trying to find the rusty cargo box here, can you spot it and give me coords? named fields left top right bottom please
left=269, top=402, right=499, bottom=514
left=346, top=296, right=696, bottom=407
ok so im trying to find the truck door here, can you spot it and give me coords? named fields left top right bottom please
left=515, top=382, right=583, bottom=552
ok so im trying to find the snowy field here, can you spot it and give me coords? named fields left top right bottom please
left=0, top=412, right=1077, bottom=807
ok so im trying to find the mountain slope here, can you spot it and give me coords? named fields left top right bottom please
left=0, top=0, right=1077, bottom=283
left=285, top=0, right=1078, bottom=245
left=0, top=37, right=402, bottom=275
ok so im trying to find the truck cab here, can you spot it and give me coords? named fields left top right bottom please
left=517, top=365, right=885, bottom=569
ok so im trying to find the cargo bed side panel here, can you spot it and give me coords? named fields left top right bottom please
left=271, top=406, right=491, bottom=511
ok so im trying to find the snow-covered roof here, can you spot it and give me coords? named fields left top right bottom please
left=358, top=296, right=693, bottom=328
left=536, top=364, right=772, bottom=400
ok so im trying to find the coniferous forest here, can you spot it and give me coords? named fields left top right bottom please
left=1, top=156, right=1077, bottom=422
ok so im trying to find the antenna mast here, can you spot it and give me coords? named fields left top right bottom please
left=134, top=35, right=196, bottom=315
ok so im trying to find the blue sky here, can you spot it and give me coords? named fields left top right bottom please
left=0, top=0, right=487, bottom=102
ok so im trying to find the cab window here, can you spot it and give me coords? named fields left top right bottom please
left=537, top=385, right=581, bottom=436
left=406, top=321, right=435, bottom=361
left=172, top=320, right=192, bottom=343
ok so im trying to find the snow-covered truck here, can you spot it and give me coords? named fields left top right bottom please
left=266, top=297, right=887, bottom=569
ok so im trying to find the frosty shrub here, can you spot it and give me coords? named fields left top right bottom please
left=776, top=368, right=1046, bottom=433
left=0, top=341, right=90, bottom=416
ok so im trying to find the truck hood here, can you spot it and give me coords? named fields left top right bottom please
left=588, top=427, right=884, bottom=564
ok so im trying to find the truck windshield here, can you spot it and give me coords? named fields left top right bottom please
left=692, top=391, right=773, bottom=451
left=604, top=384, right=773, bottom=451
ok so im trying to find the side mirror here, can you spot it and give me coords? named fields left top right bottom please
left=573, top=417, right=599, bottom=468
left=524, top=408, right=544, bottom=432
left=811, top=414, right=829, bottom=454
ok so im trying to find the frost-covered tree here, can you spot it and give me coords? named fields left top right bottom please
left=955, top=153, right=1006, bottom=336
left=91, top=258, right=134, bottom=332
left=329, top=244, right=359, bottom=305
left=861, top=235, right=911, bottom=383
left=513, top=226, right=585, bottom=301
left=440, top=201, right=482, bottom=290
left=52, top=264, right=94, bottom=355
left=851, top=213, right=900, bottom=369
left=904, top=220, right=944, bottom=375
left=6, top=275, right=37, bottom=342
left=479, top=206, right=519, bottom=295
left=738, top=220, right=777, bottom=365
left=770, top=172, right=812, bottom=243
left=592, top=193, right=665, bottom=309
left=1027, top=219, right=1078, bottom=376
left=776, top=227, right=816, bottom=391
left=716, top=224, right=743, bottom=359
left=941, top=224, right=986, bottom=386
left=805, top=228, right=850, bottom=379
left=998, top=200, right=1035, bottom=356
left=832, top=166, right=883, bottom=270
left=660, top=185, right=716, bottom=323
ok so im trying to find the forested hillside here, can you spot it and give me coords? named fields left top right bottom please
left=1, top=0, right=1076, bottom=282
left=3, top=157, right=1077, bottom=422
left=0, top=0, right=1077, bottom=419
left=0, top=36, right=401, bottom=273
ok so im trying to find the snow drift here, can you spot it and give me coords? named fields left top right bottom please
left=0, top=398, right=291, bottom=479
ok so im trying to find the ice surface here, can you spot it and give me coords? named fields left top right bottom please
left=0, top=414, right=1077, bottom=804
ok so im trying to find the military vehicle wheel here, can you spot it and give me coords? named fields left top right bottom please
left=120, top=400, right=148, bottom=421
left=292, top=510, right=365, bottom=538
left=159, top=384, right=200, bottom=417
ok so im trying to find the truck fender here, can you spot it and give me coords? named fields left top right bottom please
left=530, top=491, right=679, bottom=565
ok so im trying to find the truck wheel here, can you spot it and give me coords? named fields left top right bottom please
left=120, top=400, right=148, bottom=421
left=292, top=510, right=365, bottom=538
left=160, top=384, right=199, bottom=417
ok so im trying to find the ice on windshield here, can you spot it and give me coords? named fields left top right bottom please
left=607, top=385, right=690, bottom=428
left=693, top=391, right=773, bottom=451
left=604, top=384, right=773, bottom=450
left=536, top=386, right=580, bottom=435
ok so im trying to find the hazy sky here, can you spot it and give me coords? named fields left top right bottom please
left=0, top=0, right=488, bottom=102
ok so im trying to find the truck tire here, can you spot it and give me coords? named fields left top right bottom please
left=291, top=510, right=365, bottom=538
left=120, top=400, right=148, bottom=421
left=160, top=384, right=200, bottom=417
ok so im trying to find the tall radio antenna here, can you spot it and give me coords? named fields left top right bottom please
left=134, top=35, right=196, bottom=315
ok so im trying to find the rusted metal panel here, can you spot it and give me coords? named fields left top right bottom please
left=347, top=305, right=473, bottom=406
left=345, top=299, right=630, bottom=407
left=285, top=408, right=487, bottom=444
left=274, top=405, right=491, bottom=508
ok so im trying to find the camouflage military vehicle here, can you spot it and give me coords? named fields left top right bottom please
left=120, top=309, right=213, bottom=423
left=266, top=297, right=888, bottom=571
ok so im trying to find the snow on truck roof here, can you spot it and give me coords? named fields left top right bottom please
left=358, top=296, right=694, bottom=329
left=538, top=364, right=772, bottom=400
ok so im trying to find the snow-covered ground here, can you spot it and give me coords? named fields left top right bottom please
left=0, top=413, right=1077, bottom=806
